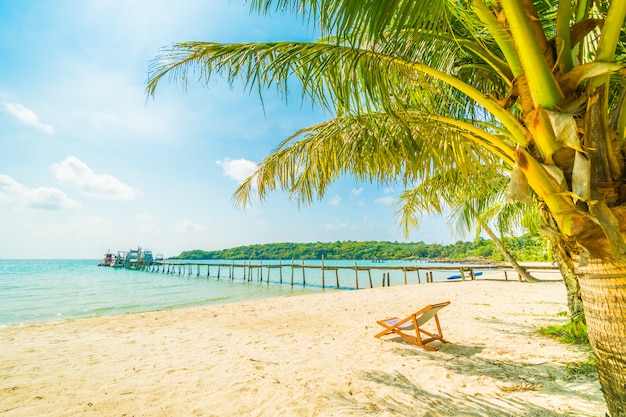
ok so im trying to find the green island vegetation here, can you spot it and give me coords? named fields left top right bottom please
left=172, top=234, right=549, bottom=262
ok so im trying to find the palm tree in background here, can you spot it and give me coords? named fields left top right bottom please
left=400, top=170, right=584, bottom=315
left=147, top=1, right=626, bottom=414
left=398, top=171, right=544, bottom=278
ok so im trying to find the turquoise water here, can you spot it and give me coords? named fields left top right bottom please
left=0, top=259, right=470, bottom=327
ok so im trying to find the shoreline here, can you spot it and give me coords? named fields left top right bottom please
left=0, top=277, right=606, bottom=416
left=0, top=260, right=560, bottom=329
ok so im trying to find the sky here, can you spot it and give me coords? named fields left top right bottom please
left=0, top=0, right=458, bottom=259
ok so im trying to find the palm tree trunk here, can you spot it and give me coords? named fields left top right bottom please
left=551, top=238, right=584, bottom=317
left=576, top=260, right=626, bottom=416
left=480, top=222, right=540, bottom=282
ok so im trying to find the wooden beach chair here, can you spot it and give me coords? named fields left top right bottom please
left=375, top=301, right=451, bottom=351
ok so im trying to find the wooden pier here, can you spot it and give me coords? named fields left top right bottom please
left=127, top=258, right=560, bottom=290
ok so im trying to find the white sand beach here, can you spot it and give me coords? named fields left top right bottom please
left=0, top=275, right=606, bottom=416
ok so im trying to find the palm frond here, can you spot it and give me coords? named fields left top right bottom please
left=249, top=0, right=452, bottom=44
left=233, top=111, right=507, bottom=207
left=147, top=40, right=528, bottom=146
left=395, top=169, right=539, bottom=241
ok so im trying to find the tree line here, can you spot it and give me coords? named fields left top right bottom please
left=172, top=235, right=549, bottom=262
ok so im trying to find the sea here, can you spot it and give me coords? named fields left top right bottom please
left=0, top=259, right=472, bottom=327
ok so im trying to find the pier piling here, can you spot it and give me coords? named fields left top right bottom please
left=128, top=260, right=558, bottom=290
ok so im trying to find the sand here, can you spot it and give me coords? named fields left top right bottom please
left=0, top=275, right=607, bottom=416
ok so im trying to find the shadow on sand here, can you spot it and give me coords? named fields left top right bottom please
left=330, top=342, right=604, bottom=416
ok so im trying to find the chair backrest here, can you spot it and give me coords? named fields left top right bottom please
left=415, top=302, right=450, bottom=326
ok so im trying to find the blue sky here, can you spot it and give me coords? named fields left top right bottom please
left=0, top=0, right=456, bottom=259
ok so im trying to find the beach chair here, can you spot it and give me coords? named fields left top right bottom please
left=375, top=301, right=450, bottom=351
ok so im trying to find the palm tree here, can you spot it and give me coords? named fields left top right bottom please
left=147, top=1, right=626, bottom=414
left=397, top=171, right=545, bottom=283
left=400, top=170, right=585, bottom=315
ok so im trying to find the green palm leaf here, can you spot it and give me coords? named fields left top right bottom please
left=233, top=111, right=508, bottom=207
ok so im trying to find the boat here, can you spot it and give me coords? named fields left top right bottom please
left=447, top=271, right=483, bottom=280
left=126, top=248, right=140, bottom=263
left=98, top=246, right=160, bottom=268
left=98, top=251, right=115, bottom=267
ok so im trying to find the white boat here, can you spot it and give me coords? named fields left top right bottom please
left=98, top=251, right=115, bottom=267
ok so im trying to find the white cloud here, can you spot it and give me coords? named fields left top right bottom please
left=173, top=219, right=206, bottom=233
left=351, top=188, right=363, bottom=197
left=136, top=213, right=157, bottom=233
left=351, top=187, right=365, bottom=206
left=51, top=157, right=135, bottom=200
left=324, top=220, right=351, bottom=231
left=216, top=158, right=257, bottom=183
left=328, top=195, right=341, bottom=207
left=29, top=188, right=78, bottom=210
left=0, top=174, right=79, bottom=210
left=374, top=196, right=395, bottom=205
left=2, top=102, right=54, bottom=134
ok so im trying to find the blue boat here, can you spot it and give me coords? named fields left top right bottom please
left=447, top=271, right=483, bottom=280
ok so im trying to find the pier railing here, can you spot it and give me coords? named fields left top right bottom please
left=125, top=259, right=561, bottom=290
